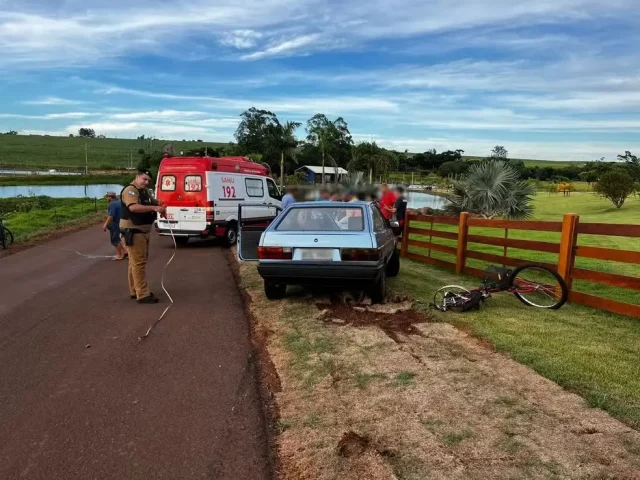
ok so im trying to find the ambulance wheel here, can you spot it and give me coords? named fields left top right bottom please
left=175, top=237, right=189, bottom=246
left=224, top=223, right=238, bottom=246
left=264, top=281, right=286, bottom=300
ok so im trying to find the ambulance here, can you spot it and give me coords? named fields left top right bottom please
left=154, top=155, right=283, bottom=245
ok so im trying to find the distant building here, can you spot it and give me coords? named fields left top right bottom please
left=295, top=165, right=349, bottom=184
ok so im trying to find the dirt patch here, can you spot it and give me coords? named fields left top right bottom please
left=0, top=214, right=102, bottom=259
left=337, top=431, right=370, bottom=458
left=232, top=259, right=640, bottom=480
left=316, top=301, right=429, bottom=343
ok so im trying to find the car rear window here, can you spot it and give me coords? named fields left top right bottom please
left=275, top=207, right=364, bottom=232
left=184, top=175, right=202, bottom=192
left=160, top=175, right=176, bottom=191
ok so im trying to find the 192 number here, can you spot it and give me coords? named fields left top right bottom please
left=223, top=186, right=236, bottom=198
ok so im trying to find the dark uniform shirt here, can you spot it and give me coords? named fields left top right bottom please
left=120, top=185, right=153, bottom=233
left=394, top=196, right=407, bottom=221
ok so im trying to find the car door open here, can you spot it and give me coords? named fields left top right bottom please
left=237, top=203, right=282, bottom=261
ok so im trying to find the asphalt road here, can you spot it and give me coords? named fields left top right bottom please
left=0, top=228, right=271, bottom=479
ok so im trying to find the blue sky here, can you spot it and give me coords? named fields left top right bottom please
left=1, top=0, right=639, bottom=160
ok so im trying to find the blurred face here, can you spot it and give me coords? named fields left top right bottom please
left=320, top=190, right=330, bottom=200
left=135, top=173, right=152, bottom=189
left=380, top=184, right=388, bottom=194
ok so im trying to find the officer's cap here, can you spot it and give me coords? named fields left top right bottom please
left=137, top=168, right=153, bottom=180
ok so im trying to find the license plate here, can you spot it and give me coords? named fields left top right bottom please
left=298, top=248, right=333, bottom=260
left=183, top=213, right=205, bottom=221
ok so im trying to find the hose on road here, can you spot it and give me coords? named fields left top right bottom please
left=138, top=225, right=176, bottom=341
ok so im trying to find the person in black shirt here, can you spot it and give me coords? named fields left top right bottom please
left=392, top=185, right=408, bottom=238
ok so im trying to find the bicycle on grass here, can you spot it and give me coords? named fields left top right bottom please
left=430, top=263, right=569, bottom=312
left=0, top=214, right=14, bottom=249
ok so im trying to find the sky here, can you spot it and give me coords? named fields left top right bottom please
left=1, top=0, right=639, bottom=160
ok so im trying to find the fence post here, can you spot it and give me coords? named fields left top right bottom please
left=557, top=213, right=579, bottom=291
left=455, top=212, right=469, bottom=275
left=400, top=213, right=410, bottom=258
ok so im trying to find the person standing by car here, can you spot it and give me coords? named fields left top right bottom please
left=379, top=184, right=397, bottom=220
left=392, top=185, right=408, bottom=237
left=103, top=191, right=127, bottom=260
left=120, top=168, right=166, bottom=304
left=281, top=186, right=298, bottom=210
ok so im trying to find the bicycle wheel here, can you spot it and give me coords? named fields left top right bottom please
left=432, top=285, right=471, bottom=311
left=509, top=264, right=568, bottom=309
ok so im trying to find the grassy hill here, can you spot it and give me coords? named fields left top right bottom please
left=0, top=134, right=228, bottom=170
left=0, top=134, right=588, bottom=171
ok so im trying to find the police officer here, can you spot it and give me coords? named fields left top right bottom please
left=120, top=168, right=166, bottom=304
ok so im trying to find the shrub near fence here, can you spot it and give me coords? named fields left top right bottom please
left=400, top=212, right=640, bottom=318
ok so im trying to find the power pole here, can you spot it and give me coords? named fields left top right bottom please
left=84, top=142, right=88, bottom=176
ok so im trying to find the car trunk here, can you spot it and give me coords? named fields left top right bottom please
left=262, top=232, right=373, bottom=261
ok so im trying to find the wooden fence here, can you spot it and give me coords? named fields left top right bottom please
left=400, top=212, right=640, bottom=318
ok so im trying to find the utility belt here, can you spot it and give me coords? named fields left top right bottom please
left=120, top=228, right=148, bottom=246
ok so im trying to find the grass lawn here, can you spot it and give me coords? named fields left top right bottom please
left=390, top=258, right=640, bottom=430
left=1, top=197, right=107, bottom=243
left=235, top=255, right=640, bottom=478
left=408, top=192, right=640, bottom=305
left=0, top=134, right=227, bottom=170
left=0, top=174, right=131, bottom=186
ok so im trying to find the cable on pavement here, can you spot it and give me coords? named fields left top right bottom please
left=138, top=225, right=177, bottom=341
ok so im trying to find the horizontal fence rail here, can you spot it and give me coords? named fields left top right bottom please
left=401, top=212, right=640, bottom=318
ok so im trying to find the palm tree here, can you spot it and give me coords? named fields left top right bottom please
left=445, top=160, right=535, bottom=219
left=350, top=141, right=398, bottom=183
left=266, top=120, right=301, bottom=188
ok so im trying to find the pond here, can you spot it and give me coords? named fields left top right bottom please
left=405, top=191, right=449, bottom=210
left=0, top=184, right=124, bottom=199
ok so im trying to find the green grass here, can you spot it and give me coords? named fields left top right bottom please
left=441, top=430, right=474, bottom=446
left=408, top=192, right=640, bottom=305
left=1, top=197, right=107, bottom=242
left=0, top=174, right=131, bottom=186
left=395, top=371, right=416, bottom=386
left=462, top=156, right=588, bottom=168
left=389, top=259, right=640, bottom=429
left=0, top=134, right=227, bottom=170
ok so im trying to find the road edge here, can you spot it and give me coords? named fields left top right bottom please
left=225, top=247, right=280, bottom=479
left=0, top=214, right=104, bottom=259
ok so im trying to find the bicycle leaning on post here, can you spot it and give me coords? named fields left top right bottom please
left=0, top=214, right=14, bottom=249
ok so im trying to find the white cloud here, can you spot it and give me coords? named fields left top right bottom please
left=364, top=134, right=639, bottom=161
left=98, top=85, right=400, bottom=114
left=64, top=121, right=212, bottom=137
left=0, top=112, right=97, bottom=119
left=220, top=30, right=263, bottom=49
left=1, top=0, right=635, bottom=68
left=22, top=96, right=86, bottom=105
left=108, top=110, right=208, bottom=120
left=241, top=34, right=321, bottom=60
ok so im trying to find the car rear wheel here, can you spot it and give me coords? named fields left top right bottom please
left=264, top=281, right=287, bottom=300
left=370, top=270, right=387, bottom=304
left=224, top=222, right=238, bottom=247
left=386, top=250, right=400, bottom=277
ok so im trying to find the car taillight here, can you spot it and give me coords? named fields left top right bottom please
left=258, top=247, right=293, bottom=260
left=206, top=200, right=214, bottom=221
left=341, top=248, right=379, bottom=261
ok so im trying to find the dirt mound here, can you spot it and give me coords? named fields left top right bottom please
left=316, top=301, right=429, bottom=343
left=337, top=431, right=370, bottom=458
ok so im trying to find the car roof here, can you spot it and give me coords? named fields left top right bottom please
left=290, top=201, right=371, bottom=207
